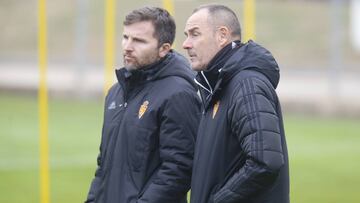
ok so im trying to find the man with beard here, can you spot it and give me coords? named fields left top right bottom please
left=183, top=4, right=289, bottom=203
left=85, top=6, right=201, bottom=203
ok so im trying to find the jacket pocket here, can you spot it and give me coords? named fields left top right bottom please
left=128, top=124, right=157, bottom=171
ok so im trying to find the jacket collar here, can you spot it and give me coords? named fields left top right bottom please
left=195, top=41, right=241, bottom=109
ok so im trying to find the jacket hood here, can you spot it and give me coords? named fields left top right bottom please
left=153, top=50, right=196, bottom=88
left=221, top=40, right=280, bottom=88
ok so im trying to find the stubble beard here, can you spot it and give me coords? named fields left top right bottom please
left=124, top=54, right=160, bottom=71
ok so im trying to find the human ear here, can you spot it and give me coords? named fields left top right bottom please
left=159, top=43, right=171, bottom=58
left=218, top=26, right=230, bottom=47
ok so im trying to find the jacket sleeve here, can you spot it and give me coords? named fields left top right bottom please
left=84, top=149, right=103, bottom=203
left=137, top=91, right=201, bottom=203
left=213, top=76, right=285, bottom=203
left=85, top=92, right=111, bottom=203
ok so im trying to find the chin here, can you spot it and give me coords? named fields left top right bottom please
left=190, top=63, right=203, bottom=72
left=191, top=66, right=202, bottom=72
left=125, top=64, right=137, bottom=70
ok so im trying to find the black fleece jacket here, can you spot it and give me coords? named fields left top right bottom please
left=191, top=40, right=289, bottom=203
left=86, top=51, right=201, bottom=203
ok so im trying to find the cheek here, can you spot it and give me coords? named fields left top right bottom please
left=197, top=37, right=213, bottom=54
left=136, top=45, right=151, bottom=57
left=198, top=48, right=211, bottom=61
left=141, top=46, right=159, bottom=62
left=206, top=41, right=219, bottom=56
left=193, top=40, right=206, bottom=57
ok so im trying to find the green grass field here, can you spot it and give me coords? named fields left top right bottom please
left=1, top=93, right=360, bottom=203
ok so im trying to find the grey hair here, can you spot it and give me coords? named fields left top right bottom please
left=193, top=4, right=241, bottom=40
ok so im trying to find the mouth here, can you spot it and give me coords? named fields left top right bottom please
left=189, top=55, right=197, bottom=62
left=124, top=55, right=136, bottom=64
left=124, top=55, right=134, bottom=60
left=187, top=52, right=197, bottom=60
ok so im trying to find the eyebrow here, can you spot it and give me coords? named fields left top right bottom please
left=133, top=36, right=147, bottom=43
left=184, top=27, right=200, bottom=35
left=123, top=33, right=147, bottom=43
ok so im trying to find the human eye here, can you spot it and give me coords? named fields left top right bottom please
left=133, top=37, right=146, bottom=43
left=193, top=31, right=200, bottom=37
left=189, top=29, right=200, bottom=38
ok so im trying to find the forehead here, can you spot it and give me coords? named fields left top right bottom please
left=123, top=21, right=155, bottom=38
left=185, top=9, right=210, bottom=31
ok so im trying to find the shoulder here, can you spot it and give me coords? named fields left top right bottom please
left=106, top=83, right=121, bottom=96
left=228, top=70, right=277, bottom=103
left=158, top=75, right=197, bottom=94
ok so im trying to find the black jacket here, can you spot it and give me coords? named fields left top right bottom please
left=190, top=41, right=289, bottom=203
left=85, top=51, right=201, bottom=203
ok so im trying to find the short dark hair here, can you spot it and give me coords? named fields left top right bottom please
left=193, top=4, right=241, bottom=40
left=124, top=6, right=176, bottom=47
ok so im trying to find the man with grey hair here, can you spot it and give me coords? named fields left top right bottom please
left=85, top=6, right=201, bottom=203
left=183, top=4, right=289, bottom=203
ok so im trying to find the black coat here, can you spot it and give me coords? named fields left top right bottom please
left=190, top=41, right=290, bottom=203
left=85, top=51, right=201, bottom=203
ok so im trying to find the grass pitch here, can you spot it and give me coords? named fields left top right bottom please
left=1, top=94, right=360, bottom=203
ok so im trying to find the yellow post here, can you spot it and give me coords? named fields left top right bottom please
left=104, top=0, right=116, bottom=95
left=243, top=0, right=256, bottom=42
left=162, top=0, right=175, bottom=15
left=38, top=0, right=50, bottom=203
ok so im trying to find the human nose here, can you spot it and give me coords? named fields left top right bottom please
left=182, top=37, right=192, bottom=50
left=122, top=38, right=133, bottom=51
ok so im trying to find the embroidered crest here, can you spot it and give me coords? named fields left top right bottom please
left=138, top=101, right=149, bottom=119
left=212, top=100, right=220, bottom=118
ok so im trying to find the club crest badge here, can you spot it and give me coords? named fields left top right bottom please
left=138, top=100, right=149, bottom=119
left=213, top=100, right=220, bottom=119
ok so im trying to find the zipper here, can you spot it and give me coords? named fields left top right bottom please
left=100, top=83, right=147, bottom=202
